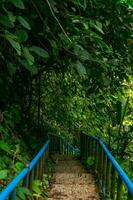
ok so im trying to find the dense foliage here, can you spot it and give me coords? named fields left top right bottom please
left=0, top=0, right=133, bottom=194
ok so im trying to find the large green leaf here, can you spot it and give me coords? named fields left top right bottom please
left=30, top=46, right=49, bottom=58
left=15, top=30, right=28, bottom=42
left=17, top=16, right=31, bottom=30
left=23, top=47, right=34, bottom=66
left=0, top=140, right=11, bottom=153
left=4, top=32, right=21, bottom=55
left=4, top=10, right=16, bottom=23
left=10, top=0, right=24, bottom=9
left=75, top=61, right=87, bottom=76
left=74, top=45, right=90, bottom=61
left=0, top=15, right=14, bottom=28
left=0, top=170, right=8, bottom=180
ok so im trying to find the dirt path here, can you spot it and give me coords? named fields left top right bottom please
left=47, top=155, right=100, bottom=200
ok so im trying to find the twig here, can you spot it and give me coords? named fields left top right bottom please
left=45, top=0, right=72, bottom=43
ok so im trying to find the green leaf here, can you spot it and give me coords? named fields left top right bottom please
left=0, top=170, right=8, bottom=180
left=17, top=16, right=31, bottom=30
left=23, top=47, right=34, bottom=66
left=10, top=0, right=24, bottom=9
left=83, top=0, right=87, bottom=10
left=31, top=180, right=42, bottom=195
left=95, top=21, right=104, bottom=34
left=17, top=187, right=32, bottom=200
left=90, top=20, right=104, bottom=34
left=74, top=45, right=89, bottom=61
left=30, top=46, right=49, bottom=58
left=15, top=30, right=28, bottom=42
left=7, top=63, right=17, bottom=76
left=50, top=40, right=58, bottom=56
left=4, top=32, right=21, bottom=55
left=3, top=7, right=16, bottom=23
left=18, top=59, right=37, bottom=74
left=116, top=98, right=128, bottom=125
left=7, top=11, right=16, bottom=23
left=0, top=15, right=14, bottom=28
left=71, top=0, right=85, bottom=9
left=8, top=39, right=21, bottom=55
left=15, top=162, right=24, bottom=172
left=0, top=125, right=8, bottom=135
left=86, top=157, right=94, bottom=167
left=75, top=61, right=87, bottom=76
left=0, top=140, right=11, bottom=153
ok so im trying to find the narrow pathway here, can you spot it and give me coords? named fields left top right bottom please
left=48, top=155, right=100, bottom=200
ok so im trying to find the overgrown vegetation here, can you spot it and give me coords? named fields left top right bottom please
left=0, top=0, right=133, bottom=197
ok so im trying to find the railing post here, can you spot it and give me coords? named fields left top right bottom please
left=35, top=163, right=39, bottom=179
left=39, top=158, right=43, bottom=179
left=61, top=139, right=63, bottom=154
left=49, top=134, right=52, bottom=154
left=89, top=137, right=92, bottom=158
left=87, top=137, right=90, bottom=157
left=110, top=166, right=116, bottom=199
left=91, top=138, right=94, bottom=158
left=29, top=169, right=35, bottom=188
left=42, top=153, right=45, bottom=174
left=59, top=137, right=61, bottom=154
left=105, top=158, right=111, bottom=198
left=116, top=177, right=124, bottom=200
left=84, top=134, right=87, bottom=159
left=100, top=148, right=104, bottom=185
left=23, top=173, right=29, bottom=188
left=128, top=192, right=133, bottom=200
left=9, top=189, right=16, bottom=200
left=82, top=133, right=85, bottom=161
left=97, top=143, right=101, bottom=176
left=103, top=154, right=107, bottom=195
left=93, top=140, right=97, bottom=170
left=86, top=135, right=89, bottom=159
left=80, top=133, right=83, bottom=161
left=86, top=137, right=89, bottom=159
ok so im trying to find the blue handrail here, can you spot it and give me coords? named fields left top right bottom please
left=99, top=140, right=133, bottom=195
left=30, top=140, right=49, bottom=170
left=0, top=140, right=50, bottom=200
left=80, top=133, right=133, bottom=199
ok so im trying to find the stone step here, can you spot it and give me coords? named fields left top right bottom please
left=51, top=155, right=79, bottom=162
left=48, top=184, right=99, bottom=200
left=47, top=155, right=100, bottom=200
left=52, top=173, right=94, bottom=184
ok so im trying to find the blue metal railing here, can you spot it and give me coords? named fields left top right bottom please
left=80, top=133, right=133, bottom=200
left=0, top=140, right=50, bottom=200
left=49, top=133, right=80, bottom=156
left=1, top=132, right=132, bottom=200
left=0, top=134, right=79, bottom=200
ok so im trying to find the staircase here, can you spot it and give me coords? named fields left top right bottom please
left=0, top=133, right=133, bottom=200
left=48, top=155, right=100, bottom=200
